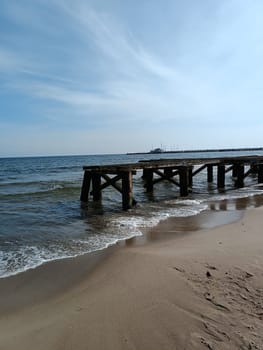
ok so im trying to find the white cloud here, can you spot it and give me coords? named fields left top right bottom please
left=1, top=0, right=263, bottom=155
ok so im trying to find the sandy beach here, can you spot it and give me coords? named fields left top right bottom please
left=0, top=206, right=263, bottom=350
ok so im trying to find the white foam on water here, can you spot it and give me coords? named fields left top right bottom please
left=1, top=186, right=263, bottom=279
left=172, top=199, right=204, bottom=205
left=109, top=198, right=208, bottom=236
left=0, top=198, right=209, bottom=279
left=0, top=230, right=144, bottom=279
left=0, top=246, right=55, bottom=278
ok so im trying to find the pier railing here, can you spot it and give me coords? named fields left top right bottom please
left=80, top=156, right=263, bottom=210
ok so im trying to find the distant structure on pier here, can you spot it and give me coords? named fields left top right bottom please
left=149, top=148, right=164, bottom=154
left=127, top=147, right=263, bottom=156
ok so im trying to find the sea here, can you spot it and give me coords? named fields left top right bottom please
left=1, top=150, right=263, bottom=278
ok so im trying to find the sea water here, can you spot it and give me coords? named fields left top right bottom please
left=1, top=151, right=263, bottom=278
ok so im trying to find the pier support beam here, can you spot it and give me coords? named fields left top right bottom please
left=80, top=171, right=91, bottom=202
left=232, top=165, right=238, bottom=179
left=179, top=166, right=189, bottom=196
left=91, top=172, right=102, bottom=201
left=121, top=171, right=133, bottom=210
left=217, top=165, right=225, bottom=189
left=207, top=165, right=213, bottom=183
left=258, top=164, right=263, bottom=183
left=235, top=164, right=244, bottom=188
left=144, top=169, right=154, bottom=193
left=250, top=164, right=258, bottom=174
left=188, top=166, right=193, bottom=188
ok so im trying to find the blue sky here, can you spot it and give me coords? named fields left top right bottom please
left=1, top=0, right=263, bottom=156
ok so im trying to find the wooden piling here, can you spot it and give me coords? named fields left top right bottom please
left=207, top=164, right=213, bottom=183
left=232, top=165, right=238, bottom=178
left=217, top=165, right=225, bottom=188
left=250, top=164, right=258, bottom=174
left=258, top=164, right=263, bottom=183
left=121, top=171, right=133, bottom=210
left=91, top=172, right=102, bottom=201
left=144, top=169, right=154, bottom=193
left=188, top=166, right=193, bottom=188
left=179, top=166, right=189, bottom=196
left=80, top=171, right=91, bottom=202
left=235, top=164, right=244, bottom=188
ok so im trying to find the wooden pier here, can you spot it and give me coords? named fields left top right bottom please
left=80, top=156, right=263, bottom=210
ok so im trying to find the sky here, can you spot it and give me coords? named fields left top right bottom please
left=1, top=0, right=263, bottom=157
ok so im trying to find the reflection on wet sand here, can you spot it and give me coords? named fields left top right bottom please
left=124, top=193, right=263, bottom=247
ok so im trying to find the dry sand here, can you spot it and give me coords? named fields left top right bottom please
left=0, top=207, right=263, bottom=349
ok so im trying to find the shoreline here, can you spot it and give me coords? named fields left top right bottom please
left=1, top=200, right=263, bottom=348
left=1, top=190, right=261, bottom=282
left=0, top=197, right=247, bottom=284
left=0, top=195, right=261, bottom=301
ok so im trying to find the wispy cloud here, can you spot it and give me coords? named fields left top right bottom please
left=56, top=0, right=178, bottom=81
left=1, top=0, right=181, bottom=124
left=1, top=0, right=263, bottom=155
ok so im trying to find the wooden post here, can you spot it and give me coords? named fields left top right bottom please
left=142, top=169, right=147, bottom=179
left=80, top=171, right=91, bottom=202
left=179, top=166, right=189, bottom=196
left=144, top=169, right=154, bottom=193
left=122, top=171, right=133, bottom=210
left=250, top=164, right=258, bottom=174
left=232, top=165, right=238, bottom=178
left=207, top=165, right=213, bottom=183
left=235, top=164, right=244, bottom=188
left=91, top=172, right=102, bottom=201
left=258, top=164, right=263, bottom=183
left=188, top=166, right=193, bottom=188
left=217, top=165, right=225, bottom=189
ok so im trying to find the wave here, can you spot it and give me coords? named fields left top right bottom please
left=0, top=229, right=143, bottom=279
left=0, top=182, right=80, bottom=198
left=0, top=195, right=209, bottom=278
left=1, top=188, right=263, bottom=279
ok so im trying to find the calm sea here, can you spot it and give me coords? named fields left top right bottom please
left=1, top=150, right=263, bottom=278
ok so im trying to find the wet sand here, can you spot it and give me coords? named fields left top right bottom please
left=0, top=205, right=263, bottom=349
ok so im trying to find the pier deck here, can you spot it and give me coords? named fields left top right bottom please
left=80, top=156, right=263, bottom=210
